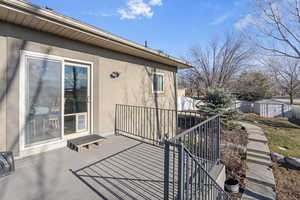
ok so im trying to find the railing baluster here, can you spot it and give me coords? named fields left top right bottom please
left=178, top=143, right=184, bottom=200
left=186, top=152, right=189, bottom=199
left=114, top=105, right=228, bottom=200
left=164, top=141, right=170, bottom=200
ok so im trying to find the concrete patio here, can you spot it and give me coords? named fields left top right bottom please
left=0, top=135, right=166, bottom=200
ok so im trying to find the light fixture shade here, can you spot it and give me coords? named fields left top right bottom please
left=110, top=72, right=120, bottom=79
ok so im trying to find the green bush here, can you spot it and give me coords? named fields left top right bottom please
left=199, top=89, right=241, bottom=121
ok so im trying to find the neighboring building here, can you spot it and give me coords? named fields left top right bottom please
left=253, top=99, right=292, bottom=118
left=177, top=88, right=202, bottom=111
left=0, top=0, right=191, bottom=158
left=234, top=99, right=292, bottom=118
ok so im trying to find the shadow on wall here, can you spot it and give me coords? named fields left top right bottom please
left=0, top=39, right=65, bottom=200
left=0, top=18, right=179, bottom=199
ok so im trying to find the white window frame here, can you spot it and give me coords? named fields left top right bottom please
left=152, top=72, right=164, bottom=94
left=19, top=50, right=94, bottom=152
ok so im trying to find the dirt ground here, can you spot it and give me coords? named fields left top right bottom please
left=220, top=122, right=247, bottom=199
left=272, top=163, right=300, bottom=200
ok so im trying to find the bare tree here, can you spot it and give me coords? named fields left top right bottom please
left=250, top=0, right=300, bottom=58
left=181, top=34, right=254, bottom=94
left=265, top=57, right=300, bottom=104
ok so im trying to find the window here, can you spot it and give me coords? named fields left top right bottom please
left=152, top=72, right=164, bottom=93
left=25, top=57, right=62, bottom=146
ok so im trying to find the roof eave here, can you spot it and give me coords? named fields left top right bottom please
left=0, top=0, right=193, bottom=69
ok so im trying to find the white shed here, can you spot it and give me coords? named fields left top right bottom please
left=177, top=96, right=202, bottom=111
left=253, top=99, right=292, bottom=118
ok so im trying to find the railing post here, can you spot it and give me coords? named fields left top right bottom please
left=178, top=142, right=184, bottom=200
left=115, top=104, right=118, bottom=135
left=164, top=141, right=170, bottom=200
left=217, top=115, right=220, bottom=163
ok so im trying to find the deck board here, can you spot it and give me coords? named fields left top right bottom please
left=0, top=135, right=167, bottom=200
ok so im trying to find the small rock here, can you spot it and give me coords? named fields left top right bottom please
left=278, top=146, right=288, bottom=151
left=270, top=152, right=285, bottom=162
left=277, top=158, right=286, bottom=164
left=284, top=157, right=300, bottom=169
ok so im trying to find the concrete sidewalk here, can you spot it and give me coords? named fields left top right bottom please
left=239, top=122, right=276, bottom=200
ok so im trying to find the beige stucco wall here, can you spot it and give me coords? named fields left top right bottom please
left=0, top=36, right=7, bottom=151
left=0, top=22, right=177, bottom=155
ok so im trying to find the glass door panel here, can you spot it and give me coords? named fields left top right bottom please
left=25, top=57, right=62, bottom=146
left=64, top=64, right=89, bottom=135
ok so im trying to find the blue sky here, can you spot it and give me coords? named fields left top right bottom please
left=28, top=0, right=251, bottom=58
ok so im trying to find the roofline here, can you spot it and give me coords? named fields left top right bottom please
left=0, top=0, right=193, bottom=69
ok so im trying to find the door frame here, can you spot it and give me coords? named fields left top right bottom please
left=63, top=61, right=91, bottom=140
left=19, top=51, right=94, bottom=151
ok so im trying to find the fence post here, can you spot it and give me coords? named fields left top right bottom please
left=178, top=142, right=184, bottom=200
left=282, top=104, right=285, bottom=118
left=164, top=141, right=170, bottom=200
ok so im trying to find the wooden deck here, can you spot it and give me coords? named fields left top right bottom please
left=0, top=135, right=167, bottom=200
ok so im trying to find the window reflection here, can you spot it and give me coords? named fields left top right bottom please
left=64, top=65, right=88, bottom=135
left=25, top=57, right=62, bottom=146
left=64, top=66, right=88, bottom=114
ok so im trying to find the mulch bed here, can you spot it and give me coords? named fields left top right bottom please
left=220, top=122, right=248, bottom=199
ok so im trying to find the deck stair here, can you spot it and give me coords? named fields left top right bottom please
left=68, top=134, right=105, bottom=152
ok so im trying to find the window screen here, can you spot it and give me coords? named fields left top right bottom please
left=153, top=73, right=164, bottom=93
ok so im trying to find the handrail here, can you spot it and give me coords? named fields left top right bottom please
left=169, top=114, right=221, bottom=165
left=182, top=144, right=231, bottom=199
left=116, top=103, right=177, bottom=112
left=115, top=104, right=203, bottom=142
left=164, top=139, right=230, bottom=200
left=170, top=115, right=220, bottom=142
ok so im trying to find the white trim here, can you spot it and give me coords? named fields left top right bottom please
left=19, top=53, right=26, bottom=152
left=19, top=50, right=94, bottom=152
left=90, top=61, right=94, bottom=135
left=152, top=72, right=165, bottom=94
left=63, top=61, right=93, bottom=137
left=21, top=51, right=94, bottom=66
left=63, top=131, right=90, bottom=141
left=16, top=140, right=67, bottom=159
left=61, top=59, right=65, bottom=141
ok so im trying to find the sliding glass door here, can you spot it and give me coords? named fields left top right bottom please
left=23, top=54, right=91, bottom=148
left=64, top=63, right=90, bottom=135
left=25, top=57, right=62, bottom=147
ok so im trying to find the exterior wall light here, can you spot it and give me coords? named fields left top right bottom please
left=110, top=72, right=121, bottom=79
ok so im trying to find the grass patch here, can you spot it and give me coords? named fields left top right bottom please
left=293, top=102, right=300, bottom=106
left=242, top=114, right=300, bottom=158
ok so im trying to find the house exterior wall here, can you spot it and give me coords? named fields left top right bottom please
left=0, top=22, right=177, bottom=156
left=0, top=35, right=7, bottom=152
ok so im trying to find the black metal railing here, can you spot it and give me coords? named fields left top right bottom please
left=164, top=141, right=230, bottom=200
left=115, top=104, right=203, bottom=142
left=169, top=115, right=221, bottom=167
left=115, top=105, right=229, bottom=200
left=164, top=115, right=230, bottom=200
